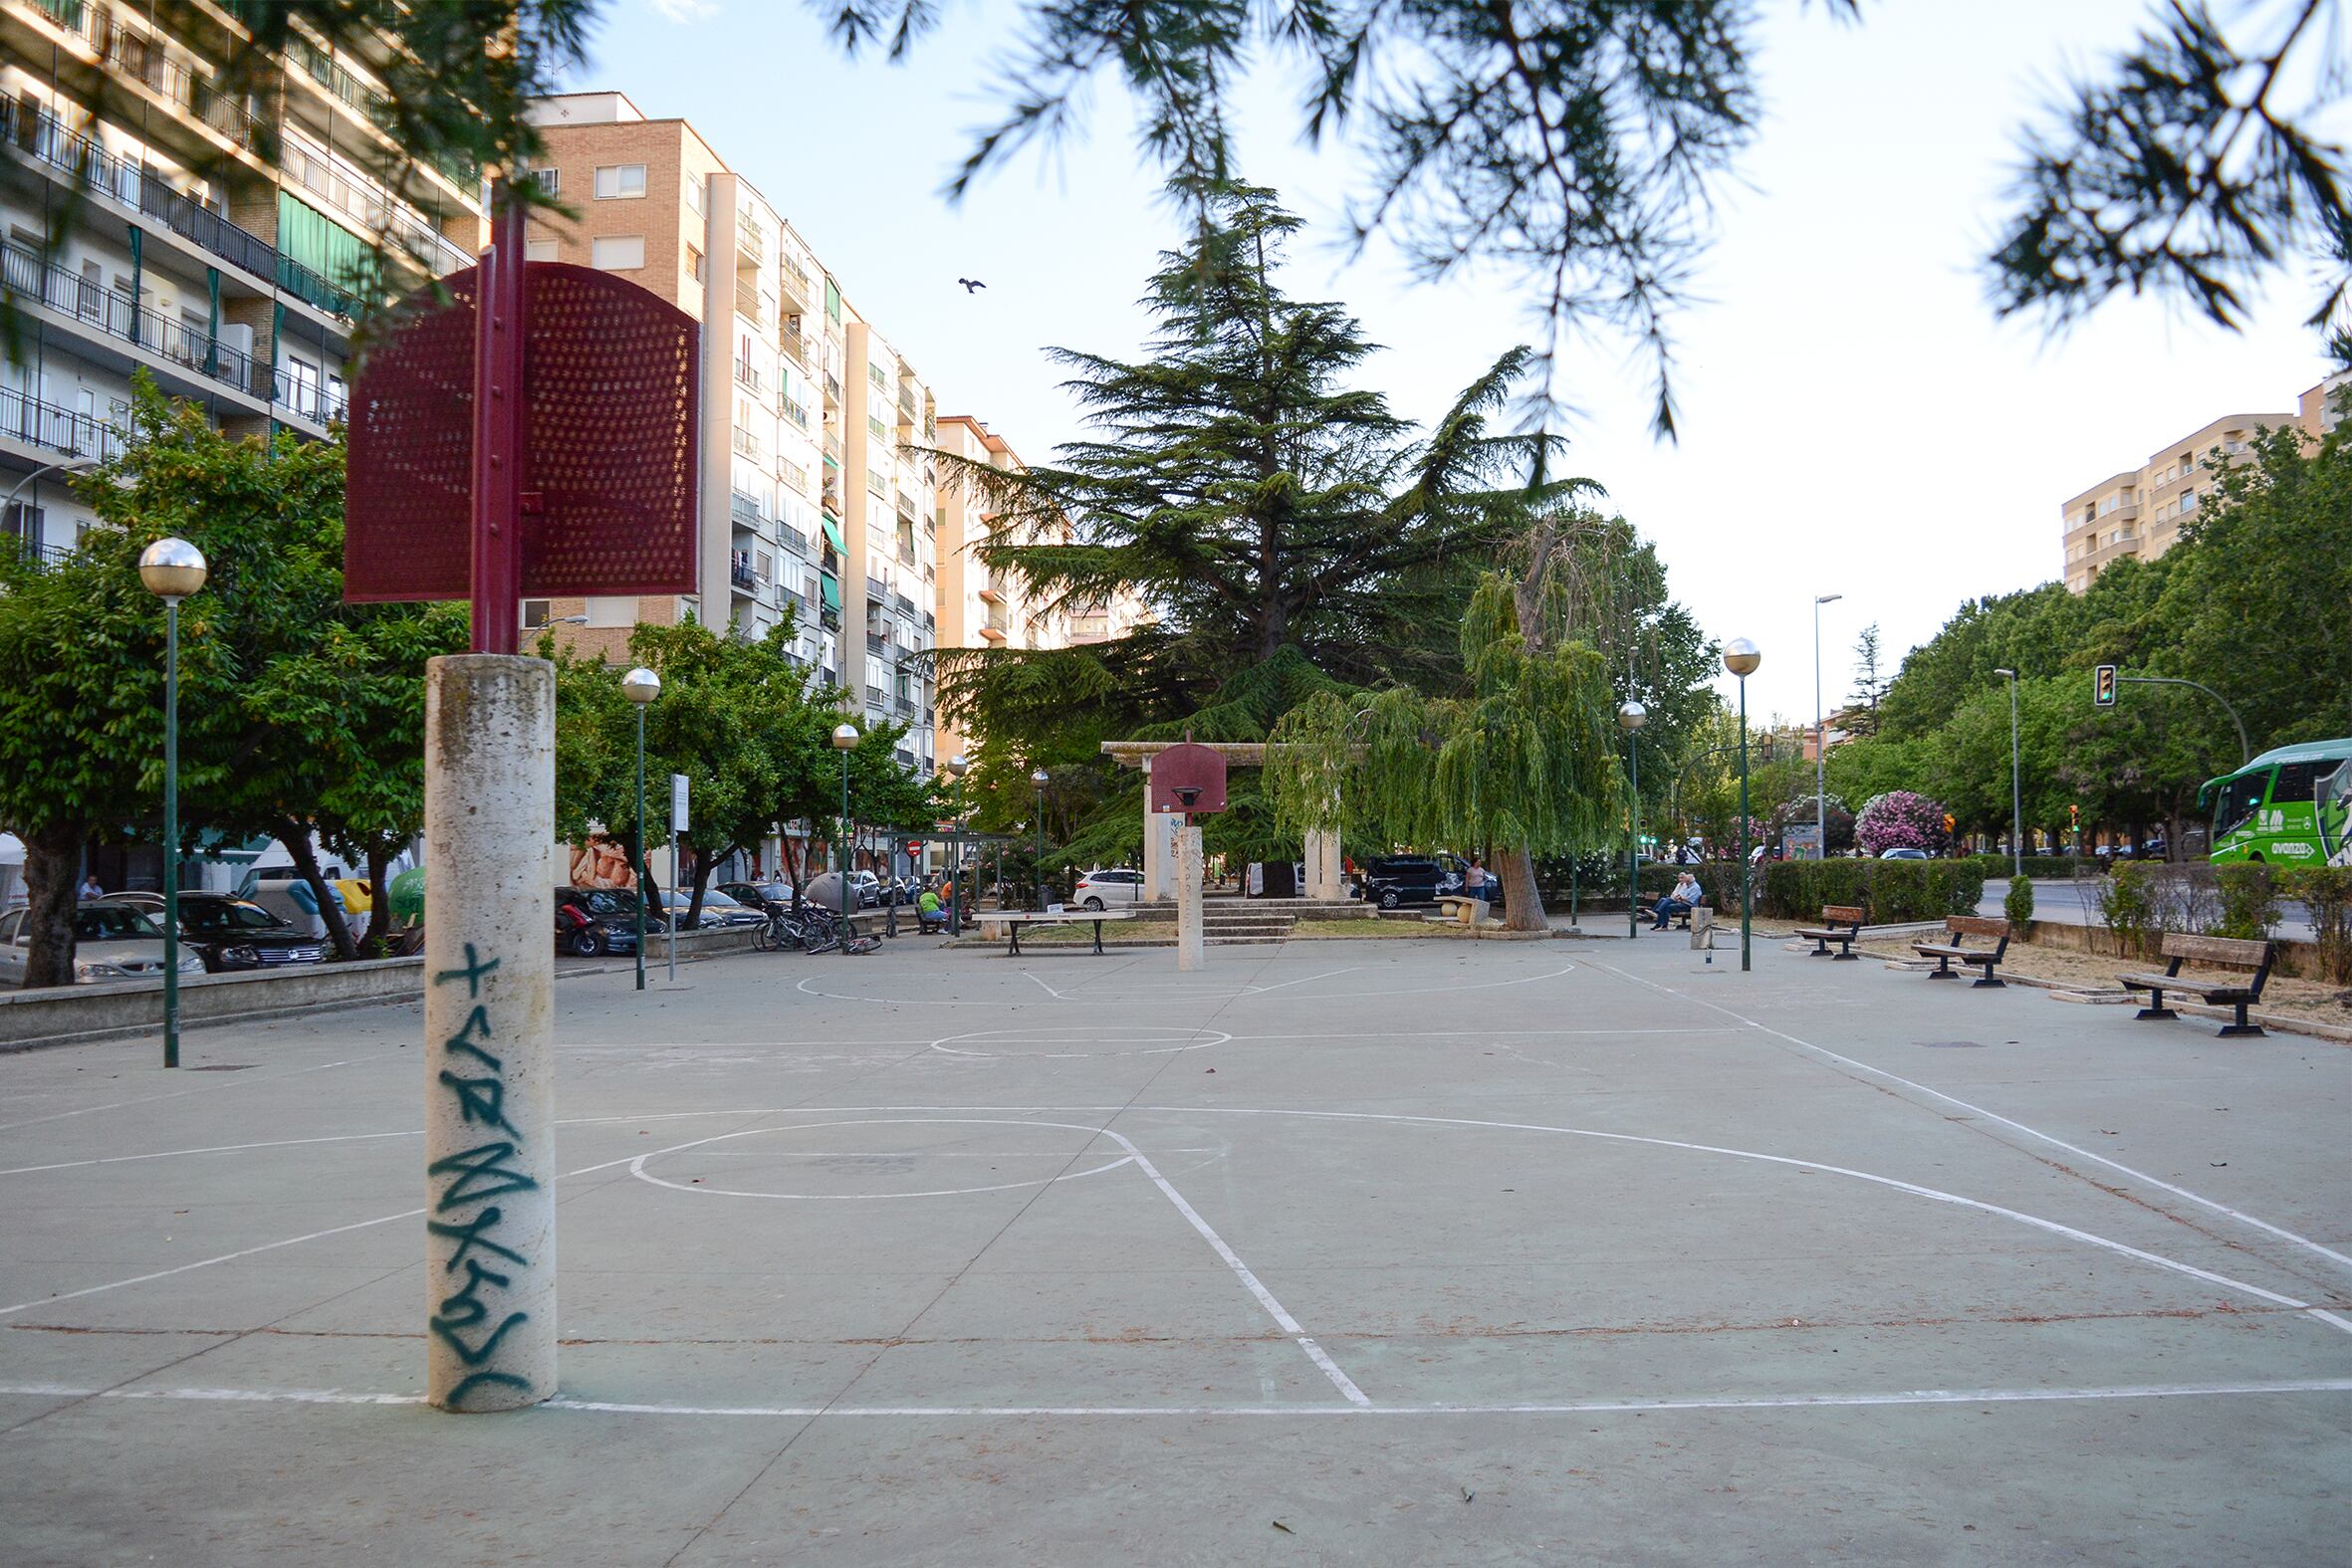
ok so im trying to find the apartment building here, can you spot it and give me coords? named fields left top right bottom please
left=2061, top=368, right=2351, bottom=592
left=932, top=413, right=1073, bottom=765
left=518, top=93, right=838, bottom=691
left=1, top=0, right=483, bottom=558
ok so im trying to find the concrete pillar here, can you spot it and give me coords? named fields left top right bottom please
left=1175, top=824, right=1204, bottom=971
left=1305, top=827, right=1343, bottom=901
left=421, top=655, right=559, bottom=1413
left=1141, top=761, right=1164, bottom=900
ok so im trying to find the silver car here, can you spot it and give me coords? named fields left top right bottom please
left=0, top=903, right=209, bottom=987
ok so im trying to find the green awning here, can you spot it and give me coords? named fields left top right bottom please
left=820, top=571, right=841, bottom=611
left=820, top=516, right=845, bottom=556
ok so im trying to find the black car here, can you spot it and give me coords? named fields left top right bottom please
left=1357, top=855, right=1463, bottom=909
left=555, top=886, right=658, bottom=957
left=719, top=881, right=795, bottom=916
left=129, top=892, right=327, bottom=972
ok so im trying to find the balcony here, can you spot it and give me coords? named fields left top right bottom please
left=12, top=535, right=75, bottom=568
left=729, top=552, right=759, bottom=592
left=783, top=397, right=811, bottom=431
left=731, top=426, right=763, bottom=462
left=1, top=236, right=261, bottom=401
left=736, top=222, right=765, bottom=268
left=866, top=632, right=888, bottom=657
left=978, top=578, right=1006, bottom=604
left=0, top=384, right=128, bottom=461
left=893, top=591, right=916, bottom=618
left=780, top=326, right=810, bottom=370
left=268, top=365, right=348, bottom=426
left=735, top=359, right=763, bottom=397
left=778, top=255, right=812, bottom=310
left=776, top=528, right=812, bottom=561
left=735, top=281, right=767, bottom=329
left=731, top=491, right=762, bottom=530
left=865, top=684, right=888, bottom=711
left=864, top=576, right=888, bottom=604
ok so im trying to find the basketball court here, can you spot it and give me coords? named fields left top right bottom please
left=1, top=934, right=2345, bottom=1562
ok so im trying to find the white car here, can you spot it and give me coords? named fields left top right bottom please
left=0, top=904, right=208, bottom=987
left=1073, top=868, right=1146, bottom=910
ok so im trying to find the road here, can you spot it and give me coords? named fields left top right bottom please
left=1981, top=875, right=2317, bottom=943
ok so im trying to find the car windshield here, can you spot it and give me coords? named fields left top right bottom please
left=699, top=890, right=744, bottom=908
left=574, top=890, right=635, bottom=918
left=76, top=906, right=162, bottom=941
left=181, top=900, right=288, bottom=934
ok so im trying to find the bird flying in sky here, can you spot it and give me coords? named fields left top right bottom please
left=957, top=278, right=986, bottom=293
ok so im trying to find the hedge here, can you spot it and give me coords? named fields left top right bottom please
left=1761, top=859, right=1987, bottom=924
left=1967, top=855, right=2094, bottom=879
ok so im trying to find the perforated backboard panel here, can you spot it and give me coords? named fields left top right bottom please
left=1149, top=743, right=1229, bottom=814
left=346, top=263, right=701, bottom=602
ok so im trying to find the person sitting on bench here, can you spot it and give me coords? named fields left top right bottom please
left=917, top=883, right=949, bottom=933
left=1651, top=871, right=1702, bottom=931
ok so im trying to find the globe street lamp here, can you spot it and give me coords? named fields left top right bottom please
left=1618, top=700, right=1647, bottom=939
left=1030, top=767, right=1052, bottom=910
left=833, top=723, right=860, bottom=951
left=620, top=667, right=661, bottom=991
left=1994, top=668, right=2022, bottom=878
left=1723, top=638, right=1762, bottom=973
left=944, top=754, right=970, bottom=936
left=138, top=538, right=207, bottom=1069
left=1813, top=593, right=1842, bottom=864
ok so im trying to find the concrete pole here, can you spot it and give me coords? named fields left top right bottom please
left=421, top=654, right=558, bottom=1413
left=1141, top=759, right=1164, bottom=901
left=1175, top=822, right=1205, bottom=971
left=1305, top=827, right=1343, bottom=900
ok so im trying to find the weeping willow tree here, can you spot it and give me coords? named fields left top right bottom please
left=1269, top=518, right=1625, bottom=931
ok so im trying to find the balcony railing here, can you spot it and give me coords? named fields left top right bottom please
left=2, top=236, right=260, bottom=398
left=0, top=384, right=128, bottom=461
left=734, top=358, right=763, bottom=396
left=866, top=632, right=888, bottom=657
left=776, top=528, right=812, bottom=561
left=779, top=255, right=811, bottom=302
left=893, top=591, right=915, bottom=618
left=736, top=222, right=765, bottom=267
left=864, top=576, right=888, bottom=603
left=735, top=281, right=767, bottom=328
left=783, top=397, right=810, bottom=431
left=94, top=16, right=269, bottom=154
left=268, top=365, right=348, bottom=425
left=731, top=425, right=762, bottom=462
left=730, top=491, right=762, bottom=530
left=780, top=327, right=809, bottom=370
left=12, top=535, right=76, bottom=567
left=729, top=552, right=759, bottom=591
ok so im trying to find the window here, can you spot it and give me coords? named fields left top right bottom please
left=591, top=235, right=645, bottom=271
left=2273, top=762, right=2324, bottom=803
left=2, top=503, right=42, bottom=544
left=287, top=355, right=321, bottom=418
left=686, top=245, right=703, bottom=282
left=525, top=239, right=559, bottom=263
left=2213, top=770, right=2271, bottom=837
left=522, top=165, right=559, bottom=197
left=683, top=172, right=703, bottom=214
left=869, top=362, right=888, bottom=390
left=592, top=163, right=646, bottom=199
left=523, top=599, right=552, bottom=629
left=585, top=596, right=636, bottom=628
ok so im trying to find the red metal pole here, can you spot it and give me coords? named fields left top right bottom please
left=470, top=183, right=526, bottom=654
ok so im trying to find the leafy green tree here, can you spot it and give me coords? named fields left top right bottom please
left=1843, top=623, right=1888, bottom=737
left=1269, top=518, right=1624, bottom=931
left=0, top=385, right=462, bottom=979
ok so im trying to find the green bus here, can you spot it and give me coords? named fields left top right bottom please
left=2200, top=739, right=2352, bottom=865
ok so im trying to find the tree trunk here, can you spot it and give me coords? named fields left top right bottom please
left=781, top=831, right=805, bottom=912
left=685, top=844, right=724, bottom=930
left=1496, top=847, right=1548, bottom=932
left=280, top=819, right=357, bottom=961
left=638, top=839, right=664, bottom=932
left=20, top=820, right=85, bottom=989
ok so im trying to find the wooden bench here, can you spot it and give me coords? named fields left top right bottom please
left=2119, top=934, right=2275, bottom=1038
left=983, top=908, right=1137, bottom=956
left=1792, top=904, right=1865, bottom=960
left=1912, top=916, right=2010, bottom=987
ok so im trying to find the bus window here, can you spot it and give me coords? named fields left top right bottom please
left=2271, top=761, right=2324, bottom=802
left=2211, top=769, right=2271, bottom=839
left=2323, top=761, right=2352, bottom=863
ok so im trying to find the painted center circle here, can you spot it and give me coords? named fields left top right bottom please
left=928, top=1026, right=1234, bottom=1059
left=629, top=1117, right=1135, bottom=1200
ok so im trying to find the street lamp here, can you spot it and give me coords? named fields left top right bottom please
left=1618, top=700, right=1647, bottom=938
left=832, top=723, right=860, bottom=950
left=944, top=754, right=970, bottom=936
left=138, top=537, right=207, bottom=1069
left=1994, top=668, right=2022, bottom=878
left=1030, top=767, right=1051, bottom=910
left=1723, top=638, right=1762, bottom=973
left=620, top=667, right=660, bottom=991
left=1813, top=593, right=1842, bottom=863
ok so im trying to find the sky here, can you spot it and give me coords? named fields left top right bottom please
left=572, top=0, right=2338, bottom=723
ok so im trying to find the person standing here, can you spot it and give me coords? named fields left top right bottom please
left=1465, top=857, right=1491, bottom=906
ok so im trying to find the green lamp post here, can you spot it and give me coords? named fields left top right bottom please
left=621, top=666, right=661, bottom=990
left=1723, top=638, right=1762, bottom=972
left=138, top=537, right=207, bottom=1069
left=833, top=723, right=860, bottom=950
left=1030, top=767, right=1051, bottom=910
left=1618, top=700, right=1646, bottom=938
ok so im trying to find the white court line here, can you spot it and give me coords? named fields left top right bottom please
left=2, top=1378, right=2345, bottom=1418
left=1585, top=958, right=2352, bottom=1276
left=0, top=1057, right=356, bottom=1134
left=0, top=1129, right=423, bottom=1179
left=792, top=962, right=1580, bottom=1008
left=1238, top=966, right=1363, bottom=996
left=627, top=1119, right=1138, bottom=1200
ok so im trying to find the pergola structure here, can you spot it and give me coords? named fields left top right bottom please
left=1099, top=741, right=1345, bottom=901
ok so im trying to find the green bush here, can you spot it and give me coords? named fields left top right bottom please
left=2003, top=874, right=2034, bottom=928
left=2097, top=862, right=2158, bottom=954
left=2212, top=861, right=2280, bottom=940
left=1761, top=859, right=1984, bottom=923
left=2280, top=865, right=2352, bottom=983
left=1969, top=854, right=2089, bottom=879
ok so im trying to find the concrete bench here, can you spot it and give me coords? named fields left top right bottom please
left=2119, top=933, right=2275, bottom=1038
left=1432, top=895, right=1490, bottom=928
left=1792, top=904, right=1865, bottom=960
left=1913, top=915, right=2011, bottom=988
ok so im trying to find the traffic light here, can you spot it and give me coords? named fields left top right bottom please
left=2093, top=664, right=2118, bottom=707
left=2069, top=803, right=2080, bottom=825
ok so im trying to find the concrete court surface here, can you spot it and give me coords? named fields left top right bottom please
left=0, top=931, right=2346, bottom=1565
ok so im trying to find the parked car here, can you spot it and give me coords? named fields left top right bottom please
left=719, top=881, right=796, bottom=916
left=1074, top=868, right=1147, bottom=910
left=100, top=892, right=328, bottom=973
left=649, top=886, right=766, bottom=930
left=1878, top=847, right=1932, bottom=860
left=1357, top=855, right=1471, bottom=910
left=0, top=903, right=209, bottom=987
left=555, top=886, right=653, bottom=957
left=847, top=870, right=883, bottom=909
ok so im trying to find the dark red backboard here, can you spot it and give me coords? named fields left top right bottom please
left=344, top=262, right=700, bottom=602
left=1149, top=743, right=1229, bottom=814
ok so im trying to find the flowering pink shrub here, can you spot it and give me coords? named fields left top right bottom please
left=1856, top=790, right=1952, bottom=856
